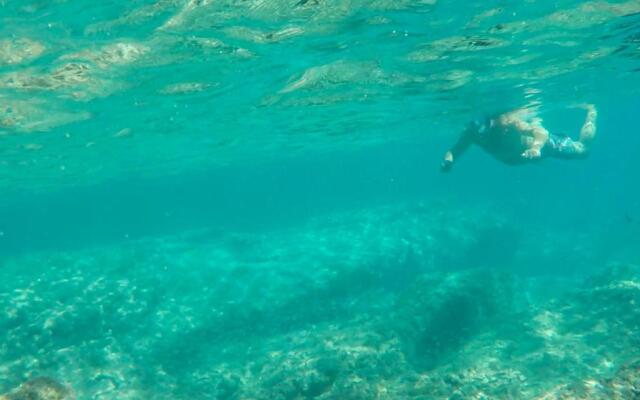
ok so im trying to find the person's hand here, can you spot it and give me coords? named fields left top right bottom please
left=521, top=148, right=541, bottom=159
left=441, top=151, right=454, bottom=172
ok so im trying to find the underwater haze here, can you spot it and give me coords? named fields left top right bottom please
left=1, top=0, right=640, bottom=399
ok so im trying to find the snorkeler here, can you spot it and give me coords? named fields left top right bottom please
left=441, top=104, right=597, bottom=172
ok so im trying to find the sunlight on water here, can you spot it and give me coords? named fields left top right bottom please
left=1, top=0, right=639, bottom=190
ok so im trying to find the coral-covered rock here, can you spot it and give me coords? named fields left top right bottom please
left=2, top=377, right=73, bottom=400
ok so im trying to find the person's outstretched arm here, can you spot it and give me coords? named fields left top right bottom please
left=441, top=129, right=473, bottom=172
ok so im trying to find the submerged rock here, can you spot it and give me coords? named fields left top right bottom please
left=0, top=39, right=45, bottom=66
left=1, top=377, right=74, bottom=400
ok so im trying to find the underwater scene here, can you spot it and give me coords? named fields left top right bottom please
left=1, top=0, right=640, bottom=399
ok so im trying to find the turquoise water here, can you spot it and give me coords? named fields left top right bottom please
left=1, top=1, right=640, bottom=398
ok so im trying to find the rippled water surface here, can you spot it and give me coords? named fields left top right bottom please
left=1, top=0, right=639, bottom=190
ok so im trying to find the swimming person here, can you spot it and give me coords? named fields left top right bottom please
left=440, top=104, right=597, bottom=172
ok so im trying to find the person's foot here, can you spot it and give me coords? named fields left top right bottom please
left=571, top=103, right=595, bottom=110
left=441, top=159, right=453, bottom=172
left=441, top=151, right=454, bottom=172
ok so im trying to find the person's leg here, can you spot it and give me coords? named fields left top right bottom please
left=544, top=135, right=588, bottom=159
left=579, top=104, right=597, bottom=147
left=543, top=105, right=597, bottom=159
